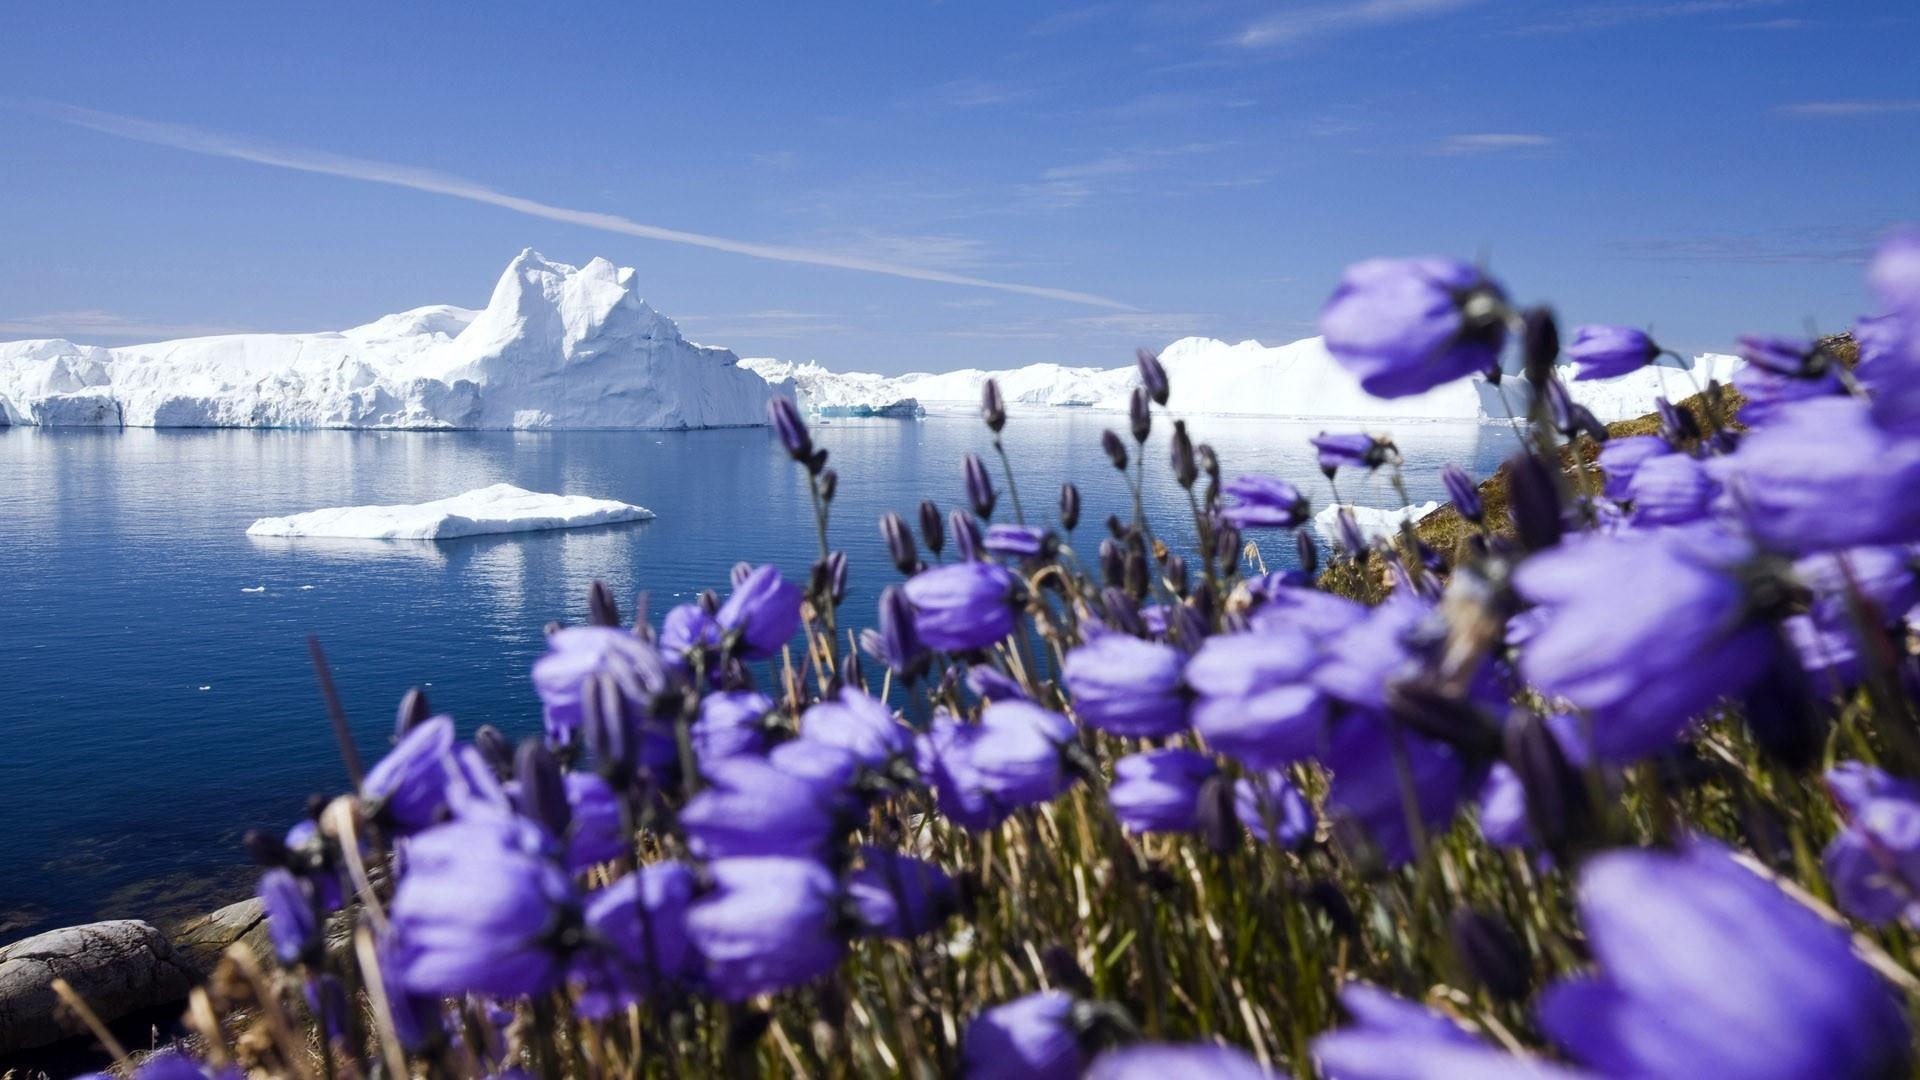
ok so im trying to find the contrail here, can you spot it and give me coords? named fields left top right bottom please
left=20, top=102, right=1135, bottom=312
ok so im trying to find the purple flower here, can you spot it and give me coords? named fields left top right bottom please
left=362, top=714, right=455, bottom=834
left=1087, top=1044, right=1274, bottom=1079
left=768, top=396, right=812, bottom=459
left=258, top=868, right=319, bottom=966
left=1870, top=227, right=1920, bottom=314
left=562, top=772, right=627, bottom=872
left=1312, top=432, right=1394, bottom=474
left=902, top=562, right=1020, bottom=651
left=659, top=603, right=722, bottom=661
left=680, top=757, right=840, bottom=858
left=1733, top=360, right=1845, bottom=425
left=1440, top=464, right=1481, bottom=523
left=577, top=860, right=700, bottom=1001
left=966, top=664, right=1030, bottom=703
left=970, top=701, right=1081, bottom=808
left=716, top=565, right=803, bottom=660
left=767, top=737, right=863, bottom=801
left=1319, top=257, right=1508, bottom=398
left=531, top=627, right=667, bottom=745
left=1235, top=771, right=1314, bottom=849
left=1310, top=593, right=1438, bottom=713
left=1109, top=749, right=1219, bottom=834
left=1137, top=347, right=1171, bottom=406
left=964, top=452, right=998, bottom=519
left=848, top=846, right=958, bottom=939
left=128, top=1054, right=238, bottom=1080
left=984, top=523, right=1051, bottom=560
left=1477, top=714, right=1590, bottom=850
left=1314, top=982, right=1570, bottom=1080
left=962, top=991, right=1084, bottom=1079
left=686, top=857, right=845, bottom=1001
left=1823, top=762, right=1920, bottom=927
left=1539, top=839, right=1908, bottom=1079
left=1186, top=626, right=1328, bottom=769
left=1566, top=324, right=1660, bottom=380
left=1708, top=397, right=1920, bottom=554
left=1625, top=452, right=1718, bottom=526
left=864, top=584, right=929, bottom=679
left=916, top=715, right=1002, bottom=830
left=1515, top=527, right=1778, bottom=762
left=1856, top=313, right=1920, bottom=434
left=1322, top=711, right=1470, bottom=866
left=390, top=815, right=578, bottom=999
left=801, top=688, right=910, bottom=767
left=1221, top=476, right=1310, bottom=529
left=1062, top=634, right=1190, bottom=737
left=1595, top=434, right=1672, bottom=500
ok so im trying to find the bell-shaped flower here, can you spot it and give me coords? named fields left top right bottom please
left=801, top=688, right=911, bottom=768
left=562, top=772, right=627, bottom=872
left=258, top=868, right=320, bottom=966
left=575, top=860, right=700, bottom=1006
left=685, top=856, right=846, bottom=1001
left=389, top=815, right=579, bottom=999
left=362, top=714, right=456, bottom=835
left=1087, top=1044, right=1274, bottom=1079
left=532, top=627, right=670, bottom=745
left=690, top=690, right=774, bottom=763
left=902, top=562, right=1021, bottom=651
left=1235, top=771, right=1314, bottom=849
left=1708, top=396, right=1920, bottom=554
left=1314, top=982, right=1574, bottom=1080
left=679, top=756, right=840, bottom=859
left=1319, top=257, right=1508, bottom=398
left=1187, top=625, right=1327, bottom=768
left=1221, top=476, right=1310, bottom=529
left=1538, top=839, right=1909, bottom=1079
left=1109, top=749, right=1218, bottom=834
left=1823, top=761, right=1920, bottom=927
left=1566, top=324, right=1660, bottom=380
left=1063, top=633, right=1190, bottom=737
left=716, top=565, right=803, bottom=660
left=962, top=991, right=1085, bottom=1080
left=848, top=846, right=959, bottom=939
left=1321, top=711, right=1471, bottom=867
left=1625, top=452, right=1718, bottom=526
left=1595, top=434, right=1672, bottom=500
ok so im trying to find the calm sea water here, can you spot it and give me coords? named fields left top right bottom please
left=0, top=414, right=1518, bottom=940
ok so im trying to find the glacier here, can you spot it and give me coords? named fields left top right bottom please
left=1315, top=501, right=1443, bottom=547
left=245, top=483, right=653, bottom=540
left=748, top=336, right=1741, bottom=427
left=0, top=251, right=778, bottom=430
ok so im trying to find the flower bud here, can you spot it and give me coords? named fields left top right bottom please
left=1100, top=588, right=1147, bottom=637
left=588, top=580, right=621, bottom=628
left=1740, top=642, right=1829, bottom=772
left=730, top=562, right=755, bottom=588
left=817, top=468, right=838, bottom=503
left=807, top=447, right=829, bottom=476
left=1196, top=443, right=1219, bottom=482
left=1213, top=522, right=1241, bottom=570
left=827, top=550, right=849, bottom=605
left=1294, top=529, right=1319, bottom=576
left=473, top=725, right=514, bottom=773
left=581, top=671, right=631, bottom=774
left=699, top=588, right=722, bottom=616
left=1058, top=483, right=1081, bottom=531
left=1136, top=347, right=1170, bottom=406
left=395, top=687, right=432, bottom=740
left=1170, top=420, right=1197, bottom=489
left=1102, top=429, right=1129, bottom=471
left=963, top=453, right=997, bottom=519
left=1105, top=514, right=1127, bottom=541
left=839, top=648, right=865, bottom=692
left=1335, top=508, right=1366, bottom=556
left=950, top=510, right=982, bottom=561
left=244, top=828, right=291, bottom=867
left=1503, top=712, right=1596, bottom=857
left=1543, top=376, right=1576, bottom=436
left=513, top=740, right=571, bottom=839
left=919, top=499, right=945, bottom=556
left=1449, top=907, right=1531, bottom=1002
left=768, top=396, right=812, bottom=460
left=1441, top=464, right=1482, bottom=523
left=1164, top=552, right=1189, bottom=596
left=1129, top=386, right=1151, bottom=443
left=1124, top=547, right=1149, bottom=601
left=1522, top=305, right=1560, bottom=386
left=1097, top=538, right=1124, bottom=588
left=1506, top=451, right=1564, bottom=552
left=981, top=378, right=1007, bottom=434
left=881, top=512, right=919, bottom=575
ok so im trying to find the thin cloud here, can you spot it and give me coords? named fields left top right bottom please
left=1432, top=133, right=1558, bottom=155
left=1511, top=0, right=1789, bottom=34
left=1775, top=100, right=1920, bottom=117
left=0, top=309, right=256, bottom=341
left=1235, top=0, right=1480, bottom=49
left=19, top=102, right=1133, bottom=312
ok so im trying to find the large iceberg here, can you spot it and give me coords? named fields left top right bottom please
left=749, top=336, right=1739, bottom=426
left=246, top=483, right=653, bottom=540
left=0, top=252, right=777, bottom=430
left=1314, top=501, right=1443, bottom=547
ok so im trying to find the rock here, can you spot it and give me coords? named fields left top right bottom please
left=0, top=920, right=192, bottom=1054
left=168, top=898, right=268, bottom=979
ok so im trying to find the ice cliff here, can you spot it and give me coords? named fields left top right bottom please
left=0, top=252, right=776, bottom=430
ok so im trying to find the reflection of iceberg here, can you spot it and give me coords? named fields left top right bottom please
left=246, top=484, right=653, bottom=540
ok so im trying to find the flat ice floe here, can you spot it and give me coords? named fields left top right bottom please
left=246, top=483, right=653, bottom=540
left=1314, top=501, right=1443, bottom=547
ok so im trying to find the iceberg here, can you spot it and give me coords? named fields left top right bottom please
left=746, top=335, right=1738, bottom=426
left=246, top=483, right=654, bottom=540
left=0, top=252, right=776, bottom=430
left=1314, top=501, right=1443, bottom=547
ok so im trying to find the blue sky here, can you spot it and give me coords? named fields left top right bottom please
left=1, top=1, right=1915, bottom=373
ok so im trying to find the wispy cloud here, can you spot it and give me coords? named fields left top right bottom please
left=0, top=309, right=257, bottom=341
left=1234, top=0, right=1480, bottom=49
left=1511, top=0, right=1790, bottom=35
left=1775, top=100, right=1920, bottom=117
left=1024, top=143, right=1227, bottom=208
left=925, top=79, right=1036, bottom=110
left=18, top=102, right=1133, bottom=311
left=1431, top=133, right=1558, bottom=155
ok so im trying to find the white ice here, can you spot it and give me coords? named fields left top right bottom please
left=246, top=483, right=654, bottom=540
left=1314, top=501, right=1443, bottom=547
